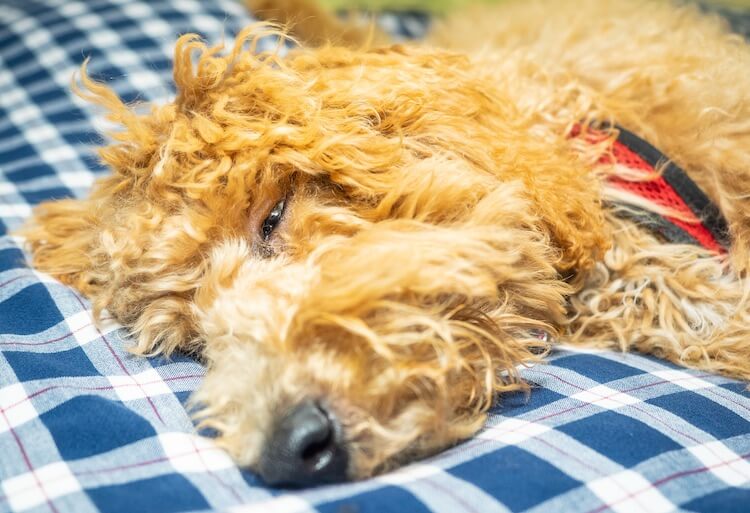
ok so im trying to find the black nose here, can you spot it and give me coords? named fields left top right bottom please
left=258, top=400, right=348, bottom=487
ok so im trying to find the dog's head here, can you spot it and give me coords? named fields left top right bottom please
left=23, top=28, right=607, bottom=484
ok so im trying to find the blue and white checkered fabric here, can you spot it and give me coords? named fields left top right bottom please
left=1, top=1, right=749, bottom=512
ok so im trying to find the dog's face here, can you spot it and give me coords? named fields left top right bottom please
left=25, top=30, right=607, bottom=484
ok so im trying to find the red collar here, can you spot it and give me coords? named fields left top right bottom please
left=573, top=125, right=729, bottom=254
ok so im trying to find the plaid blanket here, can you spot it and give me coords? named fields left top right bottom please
left=1, top=1, right=749, bottom=512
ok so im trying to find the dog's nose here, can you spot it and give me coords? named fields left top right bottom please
left=258, top=400, right=348, bottom=487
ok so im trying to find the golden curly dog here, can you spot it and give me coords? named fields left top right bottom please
left=20, top=0, right=750, bottom=486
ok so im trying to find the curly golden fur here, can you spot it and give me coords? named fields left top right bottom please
left=20, top=0, right=750, bottom=483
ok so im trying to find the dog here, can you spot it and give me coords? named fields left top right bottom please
left=19, top=0, right=750, bottom=487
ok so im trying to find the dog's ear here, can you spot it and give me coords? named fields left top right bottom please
left=18, top=61, right=169, bottom=311
left=20, top=197, right=105, bottom=298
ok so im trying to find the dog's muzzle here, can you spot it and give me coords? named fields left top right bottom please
left=258, top=400, right=348, bottom=486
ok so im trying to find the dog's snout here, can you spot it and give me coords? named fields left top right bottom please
left=258, top=400, right=348, bottom=486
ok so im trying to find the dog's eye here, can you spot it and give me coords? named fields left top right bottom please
left=261, top=199, right=286, bottom=241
